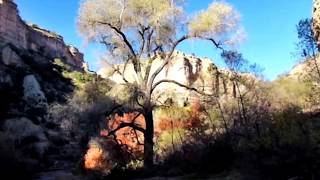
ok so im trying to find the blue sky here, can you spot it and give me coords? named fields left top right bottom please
left=15, top=0, right=312, bottom=80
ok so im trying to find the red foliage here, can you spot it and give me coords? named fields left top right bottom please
left=157, top=100, right=204, bottom=132
left=191, top=99, right=202, bottom=113
left=101, top=112, right=145, bottom=157
left=97, top=100, right=204, bottom=161
left=84, top=145, right=110, bottom=171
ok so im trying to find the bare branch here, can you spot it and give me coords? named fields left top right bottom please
left=147, top=35, right=190, bottom=91
left=138, top=24, right=150, bottom=57
left=108, top=112, right=145, bottom=136
left=205, top=38, right=225, bottom=51
left=95, top=21, right=136, bottom=57
left=143, top=55, right=158, bottom=85
left=151, top=79, right=215, bottom=97
left=132, top=128, right=144, bottom=145
left=147, top=29, right=155, bottom=57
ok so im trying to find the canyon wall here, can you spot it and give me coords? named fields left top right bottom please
left=0, top=0, right=84, bottom=69
left=98, top=51, right=250, bottom=105
left=313, top=0, right=320, bottom=49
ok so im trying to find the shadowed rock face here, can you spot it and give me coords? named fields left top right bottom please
left=313, top=0, right=320, bottom=48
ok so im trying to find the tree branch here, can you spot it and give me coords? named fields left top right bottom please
left=95, top=21, right=136, bottom=57
left=204, top=38, right=224, bottom=51
left=147, top=35, right=190, bottom=91
left=105, top=104, right=123, bottom=117
left=138, top=25, right=149, bottom=57
left=151, top=79, right=216, bottom=97
left=93, top=20, right=145, bottom=83
left=108, top=113, right=145, bottom=136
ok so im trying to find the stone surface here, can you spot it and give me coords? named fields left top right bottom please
left=99, top=51, right=247, bottom=105
left=313, top=0, right=320, bottom=48
left=1, top=45, right=23, bottom=66
left=0, top=70, right=12, bottom=86
left=3, top=117, right=47, bottom=142
left=23, top=74, right=48, bottom=110
left=0, top=0, right=85, bottom=69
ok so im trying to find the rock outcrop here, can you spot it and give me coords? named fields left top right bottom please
left=23, top=74, right=48, bottom=110
left=1, top=45, right=23, bottom=67
left=0, top=0, right=85, bottom=69
left=99, top=51, right=250, bottom=106
left=313, top=0, right=320, bottom=48
left=0, top=1, right=87, bottom=178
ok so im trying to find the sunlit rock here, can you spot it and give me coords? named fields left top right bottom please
left=23, top=74, right=48, bottom=110
left=313, top=0, right=320, bottom=48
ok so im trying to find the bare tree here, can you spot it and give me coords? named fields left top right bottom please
left=77, top=0, right=242, bottom=168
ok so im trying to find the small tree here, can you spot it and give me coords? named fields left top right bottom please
left=78, top=0, right=242, bottom=168
left=296, top=18, right=320, bottom=81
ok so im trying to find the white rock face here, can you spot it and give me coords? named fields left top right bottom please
left=98, top=51, right=220, bottom=105
left=1, top=46, right=23, bottom=67
left=23, top=74, right=48, bottom=110
left=314, top=0, right=320, bottom=48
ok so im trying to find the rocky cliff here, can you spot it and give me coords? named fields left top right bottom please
left=313, top=0, right=320, bottom=48
left=98, top=51, right=250, bottom=106
left=0, top=1, right=89, bottom=178
left=0, top=0, right=84, bottom=69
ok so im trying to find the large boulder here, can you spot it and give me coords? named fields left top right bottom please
left=3, top=117, right=47, bottom=143
left=0, top=45, right=24, bottom=67
left=23, top=74, right=48, bottom=110
left=3, top=117, right=50, bottom=158
left=0, top=68, right=12, bottom=88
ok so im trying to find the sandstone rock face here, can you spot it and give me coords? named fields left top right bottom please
left=99, top=51, right=245, bottom=105
left=23, top=74, right=48, bottom=110
left=313, top=0, right=320, bottom=48
left=0, top=0, right=85, bottom=69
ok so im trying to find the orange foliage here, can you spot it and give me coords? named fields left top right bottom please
left=84, top=137, right=132, bottom=172
left=101, top=112, right=145, bottom=157
left=191, top=99, right=202, bottom=113
left=95, top=100, right=204, bottom=164
left=84, top=146, right=110, bottom=171
left=156, top=100, right=204, bottom=135
left=158, top=118, right=185, bottom=131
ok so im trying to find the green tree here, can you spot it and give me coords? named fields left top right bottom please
left=77, top=0, right=242, bottom=168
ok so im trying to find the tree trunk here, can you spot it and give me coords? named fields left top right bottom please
left=143, top=106, right=154, bottom=168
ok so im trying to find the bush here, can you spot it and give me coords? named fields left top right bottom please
left=84, top=137, right=132, bottom=174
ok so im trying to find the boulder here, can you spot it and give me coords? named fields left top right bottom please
left=3, top=117, right=51, bottom=159
left=1, top=45, right=23, bottom=67
left=23, top=74, right=48, bottom=110
left=0, top=70, right=12, bottom=87
left=3, top=117, right=47, bottom=143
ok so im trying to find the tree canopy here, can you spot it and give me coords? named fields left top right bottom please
left=78, top=0, right=242, bottom=75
